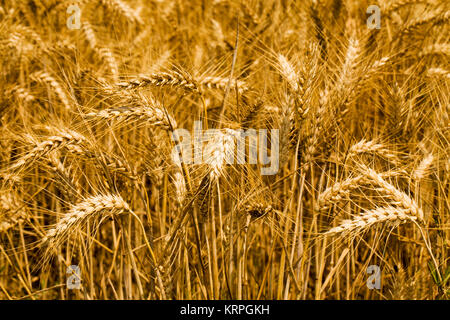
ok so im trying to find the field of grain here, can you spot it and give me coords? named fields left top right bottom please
left=0, top=0, right=448, bottom=300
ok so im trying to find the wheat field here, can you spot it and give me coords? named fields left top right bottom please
left=0, top=0, right=448, bottom=300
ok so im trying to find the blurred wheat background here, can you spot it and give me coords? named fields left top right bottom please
left=0, top=0, right=448, bottom=300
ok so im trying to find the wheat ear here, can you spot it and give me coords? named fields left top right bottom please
left=385, top=0, right=425, bottom=16
left=412, top=153, right=434, bottom=181
left=0, top=192, right=26, bottom=233
left=117, top=72, right=199, bottom=92
left=203, top=129, right=239, bottom=180
left=277, top=54, right=302, bottom=93
left=31, top=71, right=72, bottom=110
left=85, top=105, right=172, bottom=129
left=7, top=130, right=87, bottom=172
left=348, top=139, right=400, bottom=164
left=100, top=0, right=143, bottom=25
left=400, top=10, right=450, bottom=37
left=326, top=206, right=418, bottom=235
left=365, top=168, right=424, bottom=221
left=199, top=76, right=248, bottom=94
left=42, top=194, right=131, bottom=250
